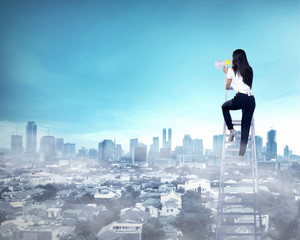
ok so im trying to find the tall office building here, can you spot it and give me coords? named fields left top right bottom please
left=148, top=137, right=160, bottom=164
left=130, top=138, right=138, bottom=162
left=56, top=138, right=64, bottom=158
left=11, top=135, right=23, bottom=160
left=255, top=136, right=263, bottom=160
left=26, top=121, right=37, bottom=154
left=284, top=145, right=289, bottom=160
left=115, top=144, right=123, bottom=161
left=162, top=128, right=172, bottom=149
left=133, top=144, right=147, bottom=166
left=193, top=138, right=203, bottom=160
left=168, top=128, right=172, bottom=149
left=152, top=137, right=159, bottom=152
left=40, top=136, right=56, bottom=162
left=63, top=143, right=76, bottom=159
left=163, top=129, right=167, bottom=148
left=78, top=147, right=88, bottom=157
left=182, top=134, right=193, bottom=155
left=213, top=134, right=223, bottom=157
left=88, top=148, right=98, bottom=159
left=56, top=138, right=64, bottom=152
left=99, top=140, right=115, bottom=161
left=266, top=129, right=277, bottom=160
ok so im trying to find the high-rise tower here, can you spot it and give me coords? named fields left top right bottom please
left=40, top=136, right=56, bottom=162
left=162, top=128, right=167, bottom=148
left=266, top=129, right=277, bottom=160
left=130, top=138, right=138, bottom=162
left=162, top=128, right=172, bottom=150
left=11, top=135, right=23, bottom=160
left=168, top=128, right=172, bottom=150
left=26, top=121, right=37, bottom=154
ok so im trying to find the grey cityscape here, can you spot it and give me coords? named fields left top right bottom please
left=0, top=121, right=299, bottom=240
left=1, top=0, right=299, bottom=240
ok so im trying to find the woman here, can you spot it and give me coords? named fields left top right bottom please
left=222, top=49, right=255, bottom=160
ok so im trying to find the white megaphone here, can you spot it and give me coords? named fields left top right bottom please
left=215, top=59, right=231, bottom=69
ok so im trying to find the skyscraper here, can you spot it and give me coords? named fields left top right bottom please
left=255, top=136, right=263, bottom=160
left=148, top=137, right=160, bottom=164
left=162, top=128, right=172, bottom=149
left=56, top=138, right=64, bottom=158
left=99, top=140, right=115, bottom=161
left=266, top=129, right=277, bottom=160
left=193, top=138, right=203, bottom=160
left=63, top=143, right=76, bottom=159
left=152, top=137, right=159, bottom=152
left=11, top=135, right=23, bottom=160
left=130, top=138, right=138, bottom=162
left=88, top=148, right=98, bottom=159
left=284, top=145, right=289, bottom=160
left=213, top=134, right=223, bottom=157
left=168, top=128, right=172, bottom=149
left=163, top=128, right=167, bottom=148
left=40, top=136, right=56, bottom=162
left=26, top=121, right=37, bottom=154
left=133, top=144, right=147, bottom=167
left=182, top=134, right=193, bottom=155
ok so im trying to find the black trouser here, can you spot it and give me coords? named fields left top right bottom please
left=222, top=93, right=256, bottom=156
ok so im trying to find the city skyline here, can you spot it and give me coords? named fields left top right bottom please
left=1, top=120, right=296, bottom=158
left=1, top=0, right=299, bottom=155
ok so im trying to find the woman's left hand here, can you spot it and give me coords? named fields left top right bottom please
left=223, top=66, right=228, bottom=74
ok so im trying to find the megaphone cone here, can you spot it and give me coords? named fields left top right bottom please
left=215, top=59, right=231, bottom=69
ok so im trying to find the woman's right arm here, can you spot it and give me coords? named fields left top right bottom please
left=223, top=67, right=232, bottom=90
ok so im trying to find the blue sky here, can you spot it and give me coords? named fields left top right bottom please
left=1, top=0, right=299, bottom=154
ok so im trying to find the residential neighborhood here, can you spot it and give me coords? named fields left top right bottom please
left=1, top=157, right=299, bottom=240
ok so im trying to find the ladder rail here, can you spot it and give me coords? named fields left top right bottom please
left=216, top=89, right=263, bottom=240
left=251, top=118, right=263, bottom=239
left=216, top=91, right=229, bottom=240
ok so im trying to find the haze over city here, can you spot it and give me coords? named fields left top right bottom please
left=1, top=1, right=300, bottom=240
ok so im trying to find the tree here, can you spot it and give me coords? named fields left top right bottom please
left=142, top=218, right=165, bottom=240
left=173, top=191, right=213, bottom=240
left=33, top=184, right=58, bottom=202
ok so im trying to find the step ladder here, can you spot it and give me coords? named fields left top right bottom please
left=216, top=89, right=263, bottom=240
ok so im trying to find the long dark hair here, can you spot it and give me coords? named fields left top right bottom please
left=232, top=49, right=253, bottom=88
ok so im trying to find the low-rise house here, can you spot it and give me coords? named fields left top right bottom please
left=119, top=206, right=151, bottom=223
left=159, top=184, right=176, bottom=193
left=0, top=222, right=18, bottom=240
left=178, top=179, right=211, bottom=196
left=63, top=209, right=82, bottom=219
left=0, top=201, right=23, bottom=219
left=9, top=202, right=23, bottom=217
left=160, top=190, right=182, bottom=216
left=47, top=208, right=61, bottom=218
left=56, top=189, right=72, bottom=199
left=97, top=221, right=142, bottom=240
left=14, top=226, right=59, bottom=240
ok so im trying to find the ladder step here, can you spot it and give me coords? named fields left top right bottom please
left=223, top=222, right=255, bottom=226
left=225, top=134, right=242, bottom=138
left=221, top=233, right=261, bottom=237
left=226, top=148, right=252, bottom=152
left=222, top=193, right=257, bottom=197
left=222, top=201, right=255, bottom=205
left=225, top=140, right=240, bottom=144
left=223, top=164, right=253, bottom=168
left=223, top=158, right=253, bottom=163
left=222, top=212, right=256, bottom=215
left=225, top=140, right=254, bottom=145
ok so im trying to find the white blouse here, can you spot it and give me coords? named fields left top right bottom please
left=227, top=68, right=253, bottom=95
